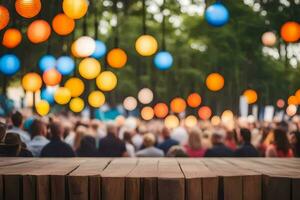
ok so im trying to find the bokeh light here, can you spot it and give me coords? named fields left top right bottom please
left=79, top=58, right=101, bottom=79
left=154, top=51, right=173, bottom=70
left=15, top=0, right=41, bottom=18
left=164, top=115, right=179, bottom=129
left=138, top=88, right=153, bottom=104
left=73, top=36, right=96, bottom=57
left=135, top=35, right=158, bottom=56
left=0, top=54, right=20, bottom=76
left=38, top=55, right=56, bottom=72
left=141, top=106, right=154, bottom=121
left=56, top=56, right=75, bottom=75
left=276, top=99, right=285, bottom=109
left=88, top=91, right=105, bottom=108
left=243, top=89, right=258, bottom=104
left=154, top=103, right=169, bottom=118
left=69, top=97, right=85, bottom=113
left=205, top=2, right=229, bottom=27
left=261, top=32, right=277, bottom=47
left=170, top=97, right=186, bottom=113
left=27, top=20, right=51, bottom=44
left=43, top=68, right=62, bottom=86
left=92, top=40, right=107, bottom=59
left=54, top=87, right=71, bottom=105
left=123, top=96, right=138, bottom=111
left=35, top=100, right=50, bottom=116
left=221, top=110, right=234, bottom=123
left=96, top=71, right=117, bottom=92
left=198, top=106, right=212, bottom=120
left=0, top=6, right=9, bottom=31
left=107, top=48, right=127, bottom=69
left=64, top=78, right=85, bottom=97
left=184, top=115, right=198, bottom=128
left=206, top=73, right=224, bottom=92
left=280, top=21, right=300, bottom=43
left=286, top=104, right=297, bottom=117
left=52, top=13, right=75, bottom=36
left=211, top=115, right=221, bottom=126
left=187, top=93, right=202, bottom=108
left=22, top=72, right=42, bottom=92
left=41, top=87, right=56, bottom=104
left=288, top=95, right=298, bottom=105
left=2, top=28, right=22, bottom=48
left=62, top=0, right=88, bottom=19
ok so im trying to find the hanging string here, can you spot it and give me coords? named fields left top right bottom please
left=161, top=0, right=166, bottom=50
left=142, top=0, right=147, bottom=34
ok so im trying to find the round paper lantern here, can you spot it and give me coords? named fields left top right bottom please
left=280, top=21, right=300, bottom=43
left=96, top=71, right=117, bottom=91
left=164, top=115, right=179, bottom=129
left=154, top=103, right=169, bottom=118
left=88, top=91, right=105, bottom=108
left=79, top=58, right=101, bottom=79
left=92, top=40, right=107, bottom=59
left=187, top=93, right=202, bottom=108
left=15, top=0, right=41, bottom=18
left=184, top=115, right=197, bottom=128
left=35, top=100, right=50, bottom=116
left=205, top=2, right=229, bottom=27
left=261, top=32, right=276, bottom=47
left=56, top=56, right=75, bottom=75
left=206, top=73, right=224, bottom=91
left=71, top=42, right=80, bottom=58
left=154, top=51, right=173, bottom=70
left=141, top=107, right=154, bottom=121
left=138, top=88, right=154, bottom=104
left=43, top=68, right=62, bottom=86
left=211, top=115, right=221, bottom=126
left=295, top=89, right=300, bottom=103
left=62, top=0, right=88, bottom=19
left=54, top=87, right=71, bottom=105
left=170, top=98, right=186, bottom=113
left=22, top=72, right=42, bottom=92
left=276, top=99, right=285, bottom=108
left=73, top=36, right=96, bottom=57
left=286, top=105, right=297, bottom=117
left=107, top=48, right=127, bottom=69
left=38, top=55, right=56, bottom=72
left=0, top=6, right=9, bottom=31
left=27, top=20, right=51, bottom=44
left=288, top=95, right=298, bottom=105
left=41, top=87, right=55, bottom=104
left=243, top=89, right=258, bottom=104
left=52, top=13, right=75, bottom=36
left=69, top=97, right=85, bottom=112
left=123, top=96, right=137, bottom=111
left=64, top=78, right=84, bottom=97
left=221, top=110, right=234, bottom=123
left=2, top=28, right=22, bottom=48
left=198, top=106, right=212, bottom=120
left=135, top=35, right=158, bottom=56
left=0, top=54, right=20, bottom=76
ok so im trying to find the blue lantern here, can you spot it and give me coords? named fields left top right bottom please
left=56, top=56, right=75, bottom=75
left=92, top=40, right=107, bottom=59
left=205, top=2, right=229, bottom=27
left=154, top=51, right=173, bottom=70
left=39, top=55, right=56, bottom=72
left=0, top=54, right=20, bottom=76
left=41, top=87, right=55, bottom=104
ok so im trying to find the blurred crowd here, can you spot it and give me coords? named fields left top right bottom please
left=0, top=110, right=300, bottom=158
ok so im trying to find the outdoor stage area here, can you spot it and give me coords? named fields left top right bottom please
left=0, top=158, right=299, bottom=200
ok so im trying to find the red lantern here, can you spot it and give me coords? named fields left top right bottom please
left=0, top=5, right=9, bottom=31
left=27, top=20, right=51, bottom=44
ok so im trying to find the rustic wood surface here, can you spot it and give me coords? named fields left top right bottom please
left=0, top=158, right=299, bottom=200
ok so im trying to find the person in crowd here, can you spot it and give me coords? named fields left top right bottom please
left=290, top=131, right=300, bottom=157
left=77, top=135, right=98, bottom=157
left=27, top=119, right=49, bottom=157
left=158, top=127, right=179, bottom=154
left=225, top=131, right=237, bottom=151
left=204, top=131, right=234, bottom=157
left=98, top=123, right=127, bottom=157
left=0, top=122, right=7, bottom=143
left=40, top=122, right=75, bottom=157
left=167, top=145, right=188, bottom=157
left=266, top=128, right=294, bottom=157
left=234, top=128, right=259, bottom=157
left=170, top=126, right=188, bottom=145
left=184, top=129, right=206, bottom=157
left=7, top=111, right=30, bottom=144
left=123, top=131, right=135, bottom=157
left=132, top=125, right=146, bottom=150
left=136, top=133, right=164, bottom=157
left=4, top=133, right=33, bottom=157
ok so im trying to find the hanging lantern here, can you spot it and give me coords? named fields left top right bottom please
left=164, top=115, right=179, bottom=129
left=141, top=107, right=154, bottom=121
left=243, top=89, right=258, bottom=104
left=170, top=98, right=186, bottom=113
left=288, top=95, right=298, bottom=105
left=72, top=36, right=96, bottom=57
left=64, top=77, right=85, bottom=97
left=280, top=21, right=300, bottom=43
left=41, top=87, right=56, bottom=104
left=184, top=115, right=197, bottom=128
left=0, top=54, right=20, bottom=76
left=79, top=58, right=101, bottom=79
left=154, top=51, right=173, bottom=70
left=96, top=71, right=117, bottom=91
left=198, top=106, right=212, bottom=120
left=206, top=73, right=224, bottom=92
left=2, top=28, right=22, bottom=48
left=205, top=2, right=229, bottom=27
left=261, top=32, right=277, bottom=47
left=56, top=56, right=75, bottom=75
left=0, top=6, right=9, bottom=31
left=123, top=96, right=137, bottom=111
left=22, top=72, right=42, bottom=92
left=38, top=55, right=56, bottom=72
left=221, top=110, right=234, bottom=123
left=52, top=13, right=75, bottom=36
left=187, top=93, right=202, bottom=108
left=135, top=35, right=158, bottom=56
left=276, top=99, right=285, bottom=109
left=62, top=0, right=88, bottom=19
left=15, top=0, right=41, bottom=18
left=69, top=97, right=85, bottom=113
left=88, top=91, right=105, bottom=108
left=35, top=100, right=50, bottom=116
left=27, top=20, right=51, bottom=44
left=286, top=105, right=297, bottom=117
left=92, top=40, right=107, bottom=59
left=54, top=87, right=71, bottom=105
left=154, top=103, right=168, bottom=118
left=295, top=89, right=300, bottom=103
left=211, top=115, right=221, bottom=126
left=138, top=88, right=153, bottom=104
left=43, top=68, right=62, bottom=86
left=107, top=48, right=127, bottom=69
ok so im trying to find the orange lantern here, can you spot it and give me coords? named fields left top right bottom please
left=15, top=0, right=41, bottom=18
left=27, top=20, right=51, bottom=44
left=295, top=89, right=300, bottom=102
left=288, top=95, right=298, bottom=105
left=52, top=13, right=75, bottom=36
left=154, top=103, right=169, bottom=118
left=43, top=68, right=62, bottom=86
left=243, top=89, right=258, bottom=104
left=22, top=72, right=42, bottom=92
left=0, top=6, right=9, bottom=31
left=206, top=73, right=225, bottom=91
left=281, top=21, right=300, bottom=43
left=198, top=106, right=212, bottom=120
left=141, top=107, right=154, bottom=121
left=2, top=28, right=22, bottom=48
left=107, top=48, right=127, bottom=69
left=170, top=97, right=186, bottom=113
left=187, top=93, right=202, bottom=108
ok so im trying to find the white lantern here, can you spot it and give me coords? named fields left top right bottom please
left=123, top=96, right=137, bottom=111
left=138, top=88, right=153, bottom=104
left=261, top=32, right=276, bottom=47
left=184, top=115, right=197, bottom=128
left=164, top=115, right=179, bottom=129
left=73, top=36, right=96, bottom=58
left=286, top=105, right=297, bottom=117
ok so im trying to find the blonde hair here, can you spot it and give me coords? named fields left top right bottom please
left=143, top=133, right=156, bottom=147
left=188, top=129, right=202, bottom=150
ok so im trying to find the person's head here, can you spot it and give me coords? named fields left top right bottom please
left=3, top=133, right=22, bottom=156
left=0, top=122, right=7, bottom=143
left=188, top=129, right=202, bottom=150
left=273, top=128, right=290, bottom=154
left=167, top=145, right=188, bottom=157
left=49, top=122, right=64, bottom=139
left=123, top=131, right=132, bottom=143
left=11, top=111, right=23, bottom=127
left=239, top=128, right=251, bottom=143
left=79, top=135, right=96, bottom=151
left=290, top=131, right=300, bottom=157
left=30, top=119, right=47, bottom=138
left=143, top=133, right=156, bottom=148
left=161, top=127, right=171, bottom=139
left=211, top=131, right=225, bottom=145
left=106, top=122, right=118, bottom=137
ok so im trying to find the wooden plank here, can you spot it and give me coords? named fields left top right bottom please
left=0, top=157, right=35, bottom=167
left=0, top=175, right=3, bottom=200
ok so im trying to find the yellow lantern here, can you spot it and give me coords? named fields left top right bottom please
left=107, top=48, right=127, bottom=69
left=135, top=35, right=158, bottom=56
left=64, top=77, right=85, bottom=97
left=141, top=107, right=154, bottom=121
left=35, top=100, right=50, bottom=116
left=69, top=97, right=85, bottom=112
left=63, top=0, right=88, bottom=19
left=164, top=115, right=179, bottom=129
left=54, top=87, right=71, bottom=105
left=79, top=58, right=101, bottom=79
left=206, top=73, right=224, bottom=92
left=96, top=71, right=117, bottom=91
left=221, top=110, right=234, bottom=123
left=22, top=72, right=42, bottom=92
left=72, top=36, right=95, bottom=57
left=88, top=91, right=105, bottom=108
left=15, top=0, right=41, bottom=19
left=243, top=89, right=258, bottom=104
left=184, top=115, right=197, bottom=128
